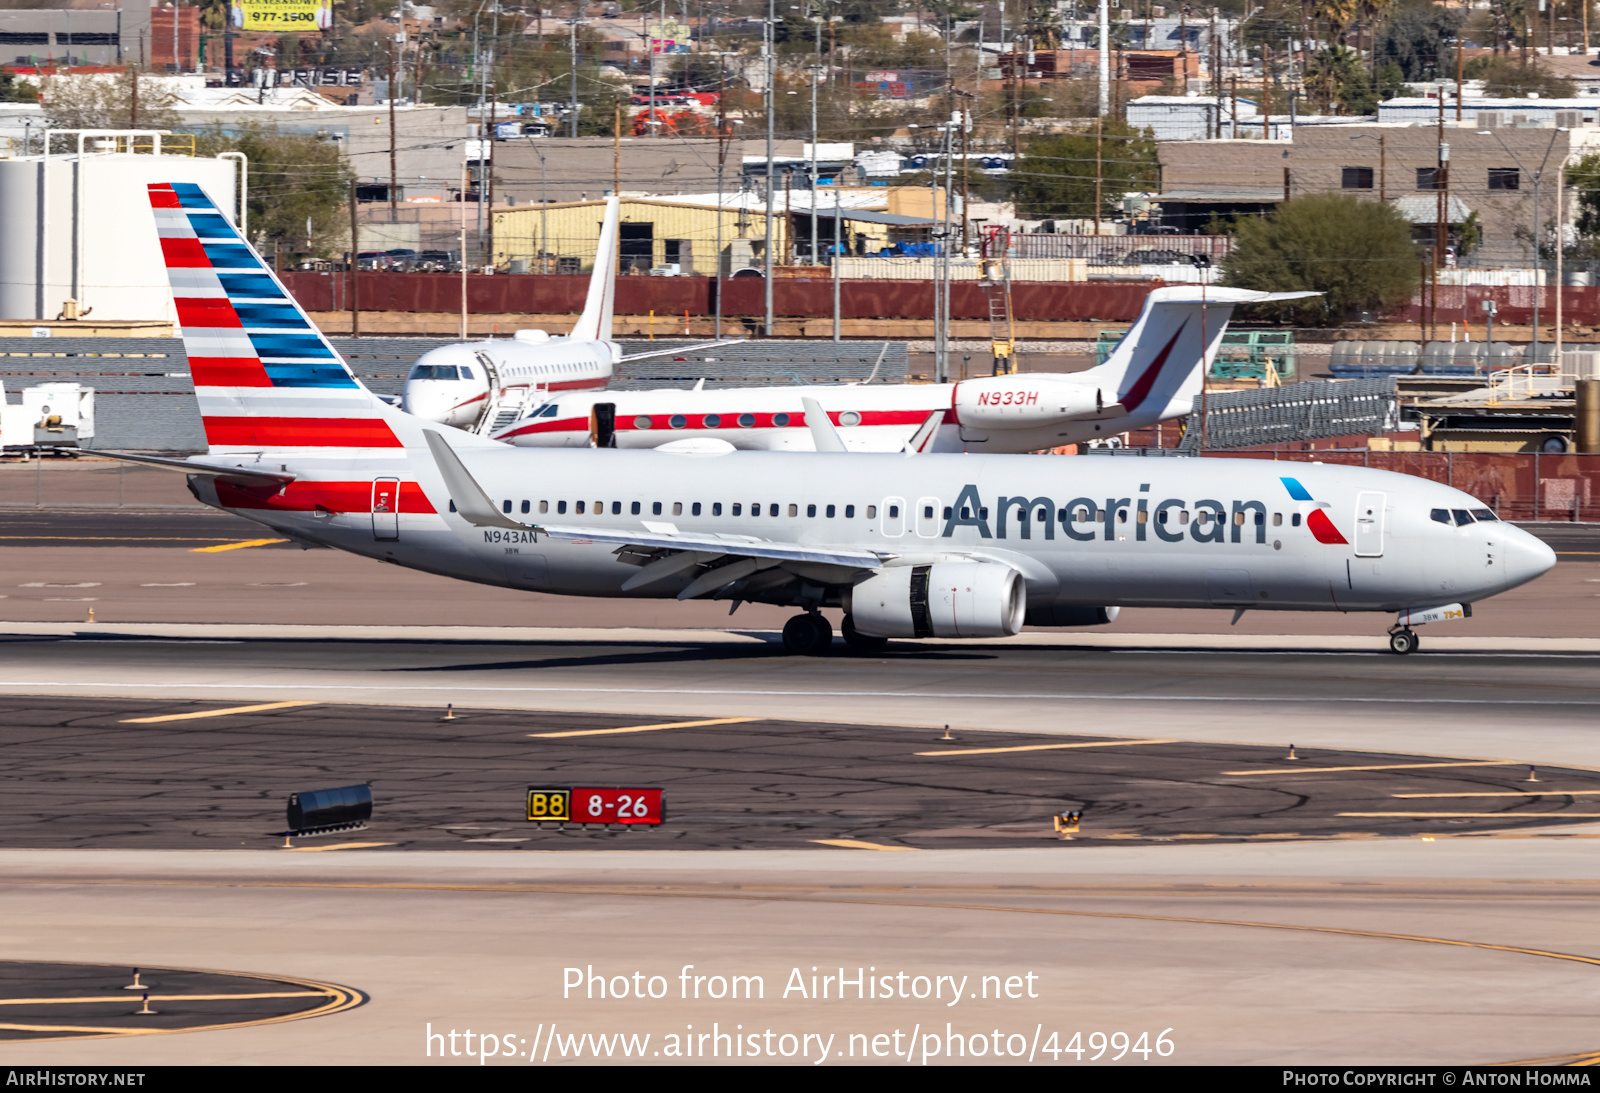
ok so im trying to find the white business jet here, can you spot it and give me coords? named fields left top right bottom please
left=398, top=195, right=736, bottom=430
left=469, top=285, right=1306, bottom=453
left=116, top=181, right=1555, bottom=657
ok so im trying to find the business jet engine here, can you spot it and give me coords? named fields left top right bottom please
left=952, top=373, right=1108, bottom=431
left=847, top=562, right=1025, bottom=639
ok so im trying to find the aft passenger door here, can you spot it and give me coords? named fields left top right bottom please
left=371, top=477, right=400, bottom=541
left=914, top=496, right=941, bottom=538
left=1354, top=491, right=1385, bottom=557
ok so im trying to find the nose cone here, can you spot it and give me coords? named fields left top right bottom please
left=1500, top=525, right=1558, bottom=591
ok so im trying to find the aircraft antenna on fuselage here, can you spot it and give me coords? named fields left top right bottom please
left=570, top=195, right=620, bottom=344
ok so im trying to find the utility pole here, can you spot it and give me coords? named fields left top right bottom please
left=569, top=15, right=580, bottom=138
left=1098, top=0, right=1110, bottom=116
left=388, top=40, right=398, bottom=215
left=764, top=1, right=775, bottom=337
left=1434, top=92, right=1447, bottom=344
left=810, top=62, right=820, bottom=265
left=1094, top=115, right=1103, bottom=234
left=715, top=52, right=727, bottom=340
left=348, top=178, right=361, bottom=338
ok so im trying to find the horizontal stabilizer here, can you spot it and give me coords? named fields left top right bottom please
left=94, top=450, right=297, bottom=488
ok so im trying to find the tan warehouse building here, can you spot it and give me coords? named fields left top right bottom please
left=490, top=191, right=942, bottom=275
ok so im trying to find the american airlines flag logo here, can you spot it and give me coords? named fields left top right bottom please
left=149, top=181, right=399, bottom=451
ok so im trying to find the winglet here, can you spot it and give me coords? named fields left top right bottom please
left=801, top=397, right=848, bottom=453
left=422, top=429, right=528, bottom=530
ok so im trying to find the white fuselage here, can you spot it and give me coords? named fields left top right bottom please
left=398, top=336, right=616, bottom=428
left=489, top=373, right=1187, bottom=453
left=194, top=445, right=1554, bottom=618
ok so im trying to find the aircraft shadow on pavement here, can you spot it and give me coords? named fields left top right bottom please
left=384, top=641, right=998, bottom=673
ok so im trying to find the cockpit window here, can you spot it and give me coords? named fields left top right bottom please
left=408, top=364, right=465, bottom=380
left=1470, top=508, right=1498, bottom=522
left=1452, top=509, right=1475, bottom=526
left=1430, top=508, right=1451, bottom=524
left=460, top=366, right=475, bottom=380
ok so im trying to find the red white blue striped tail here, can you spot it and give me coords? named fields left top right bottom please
left=149, top=181, right=403, bottom=454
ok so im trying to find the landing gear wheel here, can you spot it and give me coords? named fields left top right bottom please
left=841, top=613, right=889, bottom=653
left=1388, top=629, right=1419, bottom=655
left=782, top=613, right=833, bottom=656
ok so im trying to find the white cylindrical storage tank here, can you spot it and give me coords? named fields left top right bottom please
left=0, top=149, right=238, bottom=322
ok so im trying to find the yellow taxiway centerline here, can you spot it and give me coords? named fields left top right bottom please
left=1341, top=812, right=1600, bottom=818
left=811, top=839, right=918, bottom=851
left=190, top=539, right=288, bottom=553
left=918, top=738, right=1177, bottom=757
left=1393, top=790, right=1600, bottom=798
left=120, top=700, right=319, bottom=724
left=282, top=843, right=394, bottom=852
left=531, top=717, right=755, bottom=739
left=0, top=992, right=330, bottom=1006
left=1222, top=761, right=1516, bottom=776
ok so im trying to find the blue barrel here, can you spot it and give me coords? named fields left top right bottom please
left=287, top=784, right=373, bottom=833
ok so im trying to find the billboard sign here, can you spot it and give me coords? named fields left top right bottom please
left=232, top=0, right=333, bottom=31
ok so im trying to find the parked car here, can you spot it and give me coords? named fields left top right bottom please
left=414, top=249, right=461, bottom=272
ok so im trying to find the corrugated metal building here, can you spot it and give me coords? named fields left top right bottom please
left=491, top=198, right=897, bottom=275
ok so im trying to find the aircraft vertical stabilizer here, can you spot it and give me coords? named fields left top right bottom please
left=569, top=195, right=621, bottom=344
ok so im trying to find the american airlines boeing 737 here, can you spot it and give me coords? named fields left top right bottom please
left=116, top=182, right=1555, bottom=656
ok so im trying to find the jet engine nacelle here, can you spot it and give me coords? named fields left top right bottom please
left=848, top=562, right=1025, bottom=639
left=1024, top=605, right=1121, bottom=627
left=953, top=374, right=1104, bottom=430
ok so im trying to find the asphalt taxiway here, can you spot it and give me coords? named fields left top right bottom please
left=0, top=512, right=1595, bottom=1065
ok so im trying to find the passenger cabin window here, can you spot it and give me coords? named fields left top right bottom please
left=692, top=502, right=702, bottom=516
left=866, top=505, right=877, bottom=518
left=557, top=501, right=567, bottom=514
left=807, top=504, right=817, bottom=517
left=845, top=505, right=856, bottom=518
left=825, top=504, right=835, bottom=518
left=575, top=501, right=585, bottom=514
left=652, top=502, right=662, bottom=515
left=712, top=503, right=723, bottom=516
left=631, top=501, right=641, bottom=515
left=1291, top=513, right=1301, bottom=526
left=612, top=502, right=622, bottom=515
left=888, top=505, right=900, bottom=518
left=673, top=503, right=683, bottom=516
left=732, top=503, right=743, bottom=516
left=502, top=500, right=512, bottom=513
left=788, top=504, right=798, bottom=517
left=769, top=504, right=779, bottom=517
left=1272, top=512, right=1282, bottom=526
left=521, top=500, right=530, bottom=514
left=539, top=501, right=549, bottom=514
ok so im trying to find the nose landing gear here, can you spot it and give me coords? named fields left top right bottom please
left=1387, top=628, right=1420, bottom=655
left=781, top=612, right=834, bottom=655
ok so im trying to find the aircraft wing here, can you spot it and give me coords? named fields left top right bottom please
left=538, top=524, right=885, bottom=569
left=616, top=339, right=748, bottom=363
left=423, top=428, right=884, bottom=587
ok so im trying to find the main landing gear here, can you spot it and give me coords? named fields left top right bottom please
left=1388, top=628, right=1420, bottom=656
left=781, top=612, right=833, bottom=656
